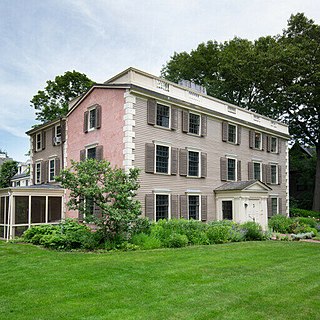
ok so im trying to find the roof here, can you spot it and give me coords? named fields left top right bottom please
left=215, top=180, right=272, bottom=191
left=22, top=184, right=63, bottom=189
left=11, top=173, right=30, bottom=180
left=26, top=118, right=65, bottom=135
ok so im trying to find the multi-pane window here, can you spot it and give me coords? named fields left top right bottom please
left=222, top=200, right=233, bottom=220
left=55, top=125, right=61, bottom=138
left=188, top=195, right=199, bottom=220
left=271, top=164, right=278, bottom=184
left=35, top=162, right=41, bottom=184
left=189, top=113, right=200, bottom=135
left=228, top=124, right=237, bottom=143
left=155, top=145, right=169, bottom=174
left=156, top=104, right=170, bottom=128
left=36, top=133, right=41, bottom=151
left=254, top=132, right=262, bottom=149
left=89, top=108, right=96, bottom=130
left=227, top=158, right=236, bottom=181
left=87, top=147, right=96, bottom=159
left=271, top=198, right=278, bottom=215
left=156, top=194, right=169, bottom=221
left=49, top=159, right=55, bottom=182
left=271, top=137, right=278, bottom=153
left=253, top=162, right=261, bottom=180
left=188, top=151, right=199, bottom=177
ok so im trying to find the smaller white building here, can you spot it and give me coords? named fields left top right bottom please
left=11, top=161, right=30, bottom=187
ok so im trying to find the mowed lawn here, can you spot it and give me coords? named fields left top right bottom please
left=0, top=241, right=319, bottom=320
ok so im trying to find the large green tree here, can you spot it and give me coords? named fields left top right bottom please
left=31, top=71, right=94, bottom=122
left=162, top=13, right=320, bottom=212
left=0, top=160, right=18, bottom=188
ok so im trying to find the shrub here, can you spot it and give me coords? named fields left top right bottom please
left=269, top=215, right=292, bottom=233
left=207, top=224, right=231, bottom=244
left=293, top=217, right=317, bottom=228
left=290, top=208, right=320, bottom=219
left=130, top=217, right=152, bottom=236
left=23, top=224, right=59, bottom=245
left=163, top=233, right=188, bottom=248
left=241, top=222, right=265, bottom=241
left=131, top=233, right=162, bottom=250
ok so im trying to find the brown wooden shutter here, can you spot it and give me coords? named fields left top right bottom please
left=84, top=111, right=89, bottom=133
left=222, top=122, right=228, bottom=142
left=80, top=149, right=86, bottom=161
left=201, top=152, right=207, bottom=178
left=145, top=143, right=155, bottom=173
left=278, top=198, right=282, bottom=214
left=220, top=157, right=227, bottom=181
left=52, top=127, right=56, bottom=145
left=201, top=115, right=207, bottom=137
left=95, top=105, right=101, bottom=129
left=180, top=195, right=188, bottom=219
left=266, top=135, right=271, bottom=152
left=266, top=164, right=271, bottom=184
left=61, top=122, right=66, bottom=143
left=41, top=161, right=46, bottom=184
left=267, top=198, right=272, bottom=217
left=237, top=160, right=241, bottom=181
left=201, top=196, right=208, bottom=221
left=96, top=145, right=103, bottom=160
left=182, top=110, right=189, bottom=133
left=171, top=107, right=178, bottom=130
left=248, top=162, right=254, bottom=180
left=171, top=147, right=178, bottom=175
left=42, top=131, right=46, bottom=150
left=262, top=164, right=267, bottom=183
left=171, top=195, right=179, bottom=219
left=261, top=134, right=266, bottom=151
left=145, top=194, right=155, bottom=220
left=147, top=99, right=156, bottom=125
left=237, top=126, right=241, bottom=145
left=55, top=158, right=61, bottom=176
left=278, top=165, right=282, bottom=185
left=179, top=149, right=187, bottom=176
left=249, top=131, right=254, bottom=148
left=33, top=134, right=37, bottom=153
left=278, top=139, right=281, bottom=154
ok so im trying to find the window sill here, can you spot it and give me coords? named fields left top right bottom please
left=187, top=132, right=201, bottom=137
left=154, top=172, right=171, bottom=176
left=187, top=175, right=201, bottom=179
left=154, top=125, right=171, bottom=131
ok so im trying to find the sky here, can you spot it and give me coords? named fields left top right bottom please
left=1, top=0, right=320, bottom=162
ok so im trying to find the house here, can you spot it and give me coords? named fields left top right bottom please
left=0, top=67, right=290, bottom=239
left=11, top=160, right=30, bottom=187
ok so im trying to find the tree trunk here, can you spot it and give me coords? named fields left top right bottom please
left=312, top=145, right=320, bottom=212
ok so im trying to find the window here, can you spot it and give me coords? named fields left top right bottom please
left=228, top=124, right=237, bottom=143
left=188, top=195, right=200, bottom=220
left=35, top=162, right=41, bottom=184
left=271, top=137, right=278, bottom=153
left=49, top=159, right=55, bottom=182
left=84, top=105, right=101, bottom=133
left=227, top=158, right=236, bottom=181
left=89, top=109, right=96, bottom=131
left=271, top=198, right=278, bottom=215
left=156, top=194, right=169, bottom=221
left=87, top=147, right=96, bottom=159
left=189, top=113, right=200, bottom=135
left=188, top=151, right=200, bottom=177
left=36, top=133, right=42, bottom=151
left=254, top=132, right=262, bottom=149
left=222, top=201, right=233, bottom=220
left=271, top=164, right=278, bottom=184
left=253, top=162, right=261, bottom=180
left=156, top=104, right=170, bottom=128
left=155, top=145, right=169, bottom=174
left=55, top=125, right=61, bottom=138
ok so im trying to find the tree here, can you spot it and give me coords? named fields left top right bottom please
left=0, top=160, right=18, bottom=188
left=56, top=159, right=141, bottom=242
left=161, top=13, right=320, bottom=212
left=31, top=71, right=94, bottom=122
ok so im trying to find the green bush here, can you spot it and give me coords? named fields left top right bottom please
left=290, top=208, right=320, bottom=219
left=207, top=224, right=231, bottom=244
left=241, top=222, right=265, bottom=241
left=293, top=217, right=317, bottom=228
left=163, top=233, right=189, bottom=248
left=131, top=233, right=162, bottom=250
left=23, top=224, right=59, bottom=245
left=130, top=217, right=152, bottom=236
left=269, top=215, right=292, bottom=233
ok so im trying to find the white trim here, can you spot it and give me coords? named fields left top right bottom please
left=154, top=143, right=171, bottom=175
left=253, top=131, right=262, bottom=150
left=226, top=156, right=237, bottom=182
left=35, top=161, right=41, bottom=184
left=36, top=132, right=42, bottom=151
left=227, top=123, right=237, bottom=144
left=187, top=193, right=201, bottom=221
left=252, top=161, right=262, bottom=181
left=48, top=158, right=55, bottom=182
left=154, top=102, right=171, bottom=129
left=88, top=108, right=97, bottom=132
left=187, top=148, right=201, bottom=178
left=188, top=111, right=201, bottom=136
left=270, top=163, right=279, bottom=184
left=154, top=192, right=171, bottom=221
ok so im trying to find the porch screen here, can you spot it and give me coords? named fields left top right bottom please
left=48, top=197, right=62, bottom=222
left=15, top=196, right=29, bottom=224
left=31, top=196, right=46, bottom=223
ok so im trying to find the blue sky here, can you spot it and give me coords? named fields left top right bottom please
left=1, top=0, right=319, bottom=162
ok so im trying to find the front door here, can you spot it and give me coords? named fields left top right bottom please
left=247, top=199, right=261, bottom=223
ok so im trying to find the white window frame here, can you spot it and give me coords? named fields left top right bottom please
left=226, top=157, right=237, bottom=181
left=155, top=103, right=171, bottom=129
left=270, top=163, right=278, bottom=184
left=36, top=133, right=42, bottom=151
left=221, top=198, right=234, bottom=220
left=227, top=123, right=237, bottom=144
left=35, top=162, right=41, bottom=184
left=48, top=158, right=55, bottom=182
left=187, top=148, right=201, bottom=178
left=187, top=193, right=201, bottom=221
left=254, top=131, right=262, bottom=150
left=86, top=145, right=97, bottom=159
left=253, top=161, right=262, bottom=180
left=88, top=107, right=97, bottom=132
left=270, top=136, right=278, bottom=153
left=188, top=111, right=201, bottom=136
left=154, top=142, right=171, bottom=175
left=154, top=193, right=171, bottom=221
left=55, top=125, right=61, bottom=138
left=270, top=197, right=279, bottom=215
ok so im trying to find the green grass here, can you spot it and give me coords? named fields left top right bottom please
left=0, top=241, right=319, bottom=320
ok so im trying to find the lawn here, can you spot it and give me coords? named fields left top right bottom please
left=0, top=241, right=319, bottom=320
